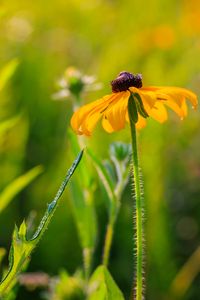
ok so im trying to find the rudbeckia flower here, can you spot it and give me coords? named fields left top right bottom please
left=71, top=71, right=197, bottom=136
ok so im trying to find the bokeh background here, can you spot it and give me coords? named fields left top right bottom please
left=0, top=0, right=200, bottom=299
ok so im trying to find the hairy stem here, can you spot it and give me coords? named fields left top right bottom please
left=129, top=113, right=144, bottom=300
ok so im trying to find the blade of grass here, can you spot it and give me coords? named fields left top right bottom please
left=0, top=166, right=43, bottom=214
left=0, top=59, right=19, bottom=92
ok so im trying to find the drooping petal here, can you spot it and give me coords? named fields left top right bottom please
left=161, top=97, right=186, bottom=118
left=181, top=99, right=188, bottom=117
left=159, top=87, right=198, bottom=109
left=149, top=101, right=168, bottom=123
left=139, top=90, right=158, bottom=109
left=102, top=117, right=114, bottom=133
left=140, top=86, right=197, bottom=120
left=103, top=91, right=129, bottom=132
left=143, top=86, right=198, bottom=109
left=158, top=89, right=186, bottom=108
left=136, top=114, right=147, bottom=129
left=71, top=93, right=116, bottom=135
left=80, top=112, right=102, bottom=136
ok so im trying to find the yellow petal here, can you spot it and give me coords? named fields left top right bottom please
left=163, top=87, right=197, bottom=109
left=102, top=117, right=114, bottom=133
left=181, top=99, right=188, bottom=117
left=143, top=86, right=197, bottom=109
left=125, top=110, right=129, bottom=123
left=136, top=114, right=147, bottom=129
left=161, top=98, right=185, bottom=118
left=81, top=113, right=102, bottom=136
left=103, top=92, right=129, bottom=132
left=139, top=90, right=158, bottom=108
left=142, top=86, right=197, bottom=120
left=153, top=86, right=197, bottom=109
left=149, top=101, right=168, bottom=123
left=71, top=93, right=116, bottom=135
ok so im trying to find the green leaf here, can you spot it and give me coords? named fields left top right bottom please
left=0, top=150, right=83, bottom=297
left=68, top=130, right=97, bottom=253
left=0, top=166, right=43, bottom=214
left=67, top=132, right=97, bottom=276
left=51, top=269, right=85, bottom=300
left=109, top=142, right=131, bottom=162
left=128, top=93, right=138, bottom=123
left=0, top=115, right=21, bottom=137
left=70, top=181, right=96, bottom=250
left=87, top=149, right=115, bottom=204
left=88, top=265, right=125, bottom=300
left=0, top=59, right=19, bottom=93
left=0, top=248, right=6, bottom=269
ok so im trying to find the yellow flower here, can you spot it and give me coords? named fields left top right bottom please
left=71, top=72, right=198, bottom=136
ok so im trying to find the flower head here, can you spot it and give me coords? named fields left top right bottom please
left=53, top=67, right=102, bottom=105
left=71, top=71, right=198, bottom=136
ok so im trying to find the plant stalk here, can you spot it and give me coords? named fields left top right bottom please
left=103, top=212, right=116, bottom=267
left=129, top=112, right=144, bottom=300
left=83, top=247, right=92, bottom=281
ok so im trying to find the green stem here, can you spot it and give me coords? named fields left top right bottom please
left=103, top=212, right=116, bottom=267
left=103, top=168, right=126, bottom=267
left=83, top=247, right=92, bottom=281
left=129, top=112, right=144, bottom=300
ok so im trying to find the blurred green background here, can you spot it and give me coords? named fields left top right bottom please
left=0, top=0, right=200, bottom=299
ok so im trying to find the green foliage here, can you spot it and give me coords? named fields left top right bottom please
left=87, top=143, right=130, bottom=217
left=0, top=115, right=21, bottom=137
left=69, top=181, right=96, bottom=251
left=0, top=249, right=6, bottom=269
left=68, top=130, right=97, bottom=277
left=109, top=142, right=131, bottom=163
left=88, top=143, right=130, bottom=267
left=87, top=149, right=115, bottom=213
left=0, top=166, right=43, bottom=214
left=0, top=59, right=19, bottom=93
left=49, top=266, right=125, bottom=300
left=50, top=270, right=85, bottom=300
left=0, top=151, right=83, bottom=299
left=88, top=266, right=124, bottom=300
left=133, top=93, right=149, bottom=119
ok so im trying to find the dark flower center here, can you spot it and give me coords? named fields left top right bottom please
left=111, top=71, right=142, bottom=93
